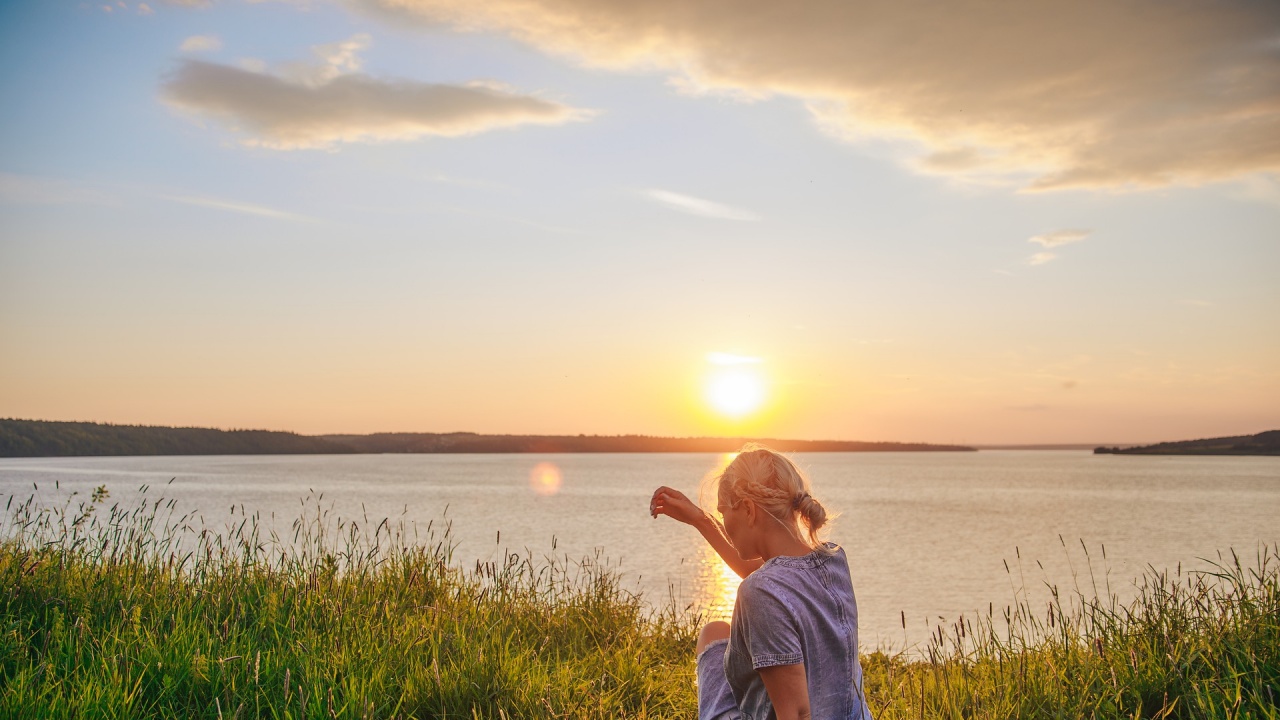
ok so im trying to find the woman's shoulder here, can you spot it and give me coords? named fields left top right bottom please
left=758, top=542, right=844, bottom=570
left=744, top=544, right=846, bottom=585
left=737, top=544, right=852, bottom=613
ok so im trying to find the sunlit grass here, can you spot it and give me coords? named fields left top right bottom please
left=0, top=486, right=698, bottom=718
left=863, top=543, right=1280, bottom=719
left=2, top=486, right=1276, bottom=719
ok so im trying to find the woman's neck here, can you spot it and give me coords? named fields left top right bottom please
left=755, top=523, right=815, bottom=562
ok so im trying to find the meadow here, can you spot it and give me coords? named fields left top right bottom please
left=1, top=486, right=1276, bottom=719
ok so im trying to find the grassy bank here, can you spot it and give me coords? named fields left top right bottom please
left=2, top=488, right=1277, bottom=719
left=863, top=543, right=1279, bottom=719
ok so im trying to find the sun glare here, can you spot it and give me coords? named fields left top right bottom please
left=706, top=368, right=766, bottom=418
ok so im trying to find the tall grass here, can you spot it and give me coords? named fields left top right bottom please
left=863, top=540, right=1280, bottom=719
left=1, top=485, right=698, bottom=718
left=2, top=485, right=1277, bottom=719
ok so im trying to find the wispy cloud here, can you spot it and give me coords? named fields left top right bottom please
left=0, top=173, right=318, bottom=227
left=1029, top=229, right=1091, bottom=248
left=0, top=173, right=114, bottom=205
left=1027, top=228, right=1091, bottom=265
left=160, top=34, right=591, bottom=150
left=420, top=172, right=508, bottom=190
left=361, top=0, right=1280, bottom=191
left=645, top=189, right=760, bottom=221
left=180, top=35, right=221, bottom=52
left=160, top=194, right=318, bottom=222
left=707, top=352, right=762, bottom=365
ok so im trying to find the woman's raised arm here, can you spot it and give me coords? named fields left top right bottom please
left=650, top=485, right=763, bottom=578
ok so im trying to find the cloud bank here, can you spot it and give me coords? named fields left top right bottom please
left=161, top=36, right=588, bottom=149
left=357, top=0, right=1280, bottom=190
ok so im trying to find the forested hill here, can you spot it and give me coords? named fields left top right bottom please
left=317, top=432, right=975, bottom=454
left=0, top=419, right=974, bottom=457
left=1094, top=430, right=1280, bottom=456
left=0, top=419, right=354, bottom=457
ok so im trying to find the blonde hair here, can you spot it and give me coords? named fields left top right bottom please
left=704, top=443, right=834, bottom=549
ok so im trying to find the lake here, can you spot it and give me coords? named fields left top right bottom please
left=1, top=451, right=1276, bottom=650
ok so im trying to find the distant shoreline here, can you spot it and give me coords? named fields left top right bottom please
left=972, top=443, right=1108, bottom=450
left=1094, top=430, right=1279, bottom=456
left=0, top=418, right=975, bottom=458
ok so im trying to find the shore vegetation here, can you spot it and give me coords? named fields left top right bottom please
left=2, top=486, right=1276, bottom=718
left=0, top=418, right=974, bottom=457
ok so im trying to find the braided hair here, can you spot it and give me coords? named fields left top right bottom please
left=707, top=443, right=835, bottom=550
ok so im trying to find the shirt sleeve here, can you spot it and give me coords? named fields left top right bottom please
left=736, top=576, right=804, bottom=669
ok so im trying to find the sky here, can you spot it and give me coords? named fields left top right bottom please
left=1, top=0, right=1277, bottom=445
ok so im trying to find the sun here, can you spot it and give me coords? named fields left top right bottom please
left=706, top=368, right=766, bottom=418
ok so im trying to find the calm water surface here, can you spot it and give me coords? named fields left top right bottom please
left=1, top=451, right=1276, bottom=649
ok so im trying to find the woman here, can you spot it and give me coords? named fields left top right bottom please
left=650, top=445, right=872, bottom=720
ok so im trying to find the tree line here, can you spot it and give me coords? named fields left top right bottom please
left=0, top=419, right=974, bottom=457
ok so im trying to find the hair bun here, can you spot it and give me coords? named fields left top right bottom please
left=795, top=493, right=827, bottom=532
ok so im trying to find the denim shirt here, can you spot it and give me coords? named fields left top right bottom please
left=724, top=544, right=872, bottom=720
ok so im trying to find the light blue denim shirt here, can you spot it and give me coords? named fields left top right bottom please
left=724, top=544, right=872, bottom=720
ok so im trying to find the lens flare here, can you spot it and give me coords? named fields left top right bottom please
left=529, top=462, right=563, bottom=496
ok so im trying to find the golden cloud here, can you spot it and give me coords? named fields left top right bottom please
left=358, top=0, right=1280, bottom=190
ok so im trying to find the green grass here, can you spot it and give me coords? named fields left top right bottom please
left=2, top=486, right=1277, bottom=719
left=863, top=542, right=1280, bottom=719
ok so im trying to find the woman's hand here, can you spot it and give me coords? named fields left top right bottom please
left=649, top=486, right=706, bottom=527
left=651, top=485, right=763, bottom=578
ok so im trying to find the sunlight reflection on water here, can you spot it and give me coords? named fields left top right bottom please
left=696, top=542, right=742, bottom=621
left=692, top=451, right=741, bottom=621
